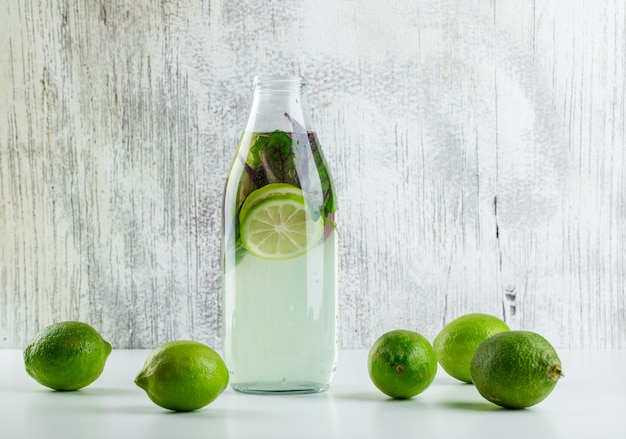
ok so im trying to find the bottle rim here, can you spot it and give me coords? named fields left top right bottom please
left=251, top=75, right=306, bottom=89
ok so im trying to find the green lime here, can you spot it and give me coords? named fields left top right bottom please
left=23, top=321, right=112, bottom=391
left=433, top=313, right=509, bottom=383
left=135, top=340, right=229, bottom=412
left=239, top=192, right=323, bottom=260
left=239, top=183, right=304, bottom=222
left=368, top=330, right=438, bottom=399
left=470, top=330, right=563, bottom=409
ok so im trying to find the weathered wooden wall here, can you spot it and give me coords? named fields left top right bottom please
left=1, top=0, right=624, bottom=349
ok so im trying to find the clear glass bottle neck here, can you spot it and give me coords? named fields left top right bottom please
left=252, top=75, right=305, bottom=91
left=245, top=75, right=313, bottom=133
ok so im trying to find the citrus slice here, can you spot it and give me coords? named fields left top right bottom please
left=240, top=183, right=303, bottom=222
left=240, top=193, right=323, bottom=260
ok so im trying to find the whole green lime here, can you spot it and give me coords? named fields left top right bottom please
left=368, top=329, right=438, bottom=399
left=135, top=340, right=229, bottom=412
left=470, top=330, right=563, bottom=409
left=433, top=313, right=510, bottom=383
left=23, top=321, right=112, bottom=391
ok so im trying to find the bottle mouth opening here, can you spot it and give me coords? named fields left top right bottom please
left=252, top=75, right=306, bottom=90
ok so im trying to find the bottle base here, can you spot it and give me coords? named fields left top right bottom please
left=231, top=381, right=330, bottom=395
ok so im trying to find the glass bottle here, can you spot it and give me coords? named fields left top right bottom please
left=221, top=75, right=338, bottom=394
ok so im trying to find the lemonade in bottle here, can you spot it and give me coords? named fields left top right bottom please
left=221, top=75, right=338, bottom=394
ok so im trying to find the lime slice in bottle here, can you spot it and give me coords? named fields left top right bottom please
left=239, top=183, right=304, bottom=222
left=239, top=193, right=324, bottom=260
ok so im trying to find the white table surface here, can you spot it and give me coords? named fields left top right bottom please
left=1, top=349, right=624, bottom=438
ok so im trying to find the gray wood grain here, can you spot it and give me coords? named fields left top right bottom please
left=1, top=0, right=624, bottom=349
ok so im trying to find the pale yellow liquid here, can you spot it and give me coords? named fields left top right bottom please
left=223, top=230, right=337, bottom=394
